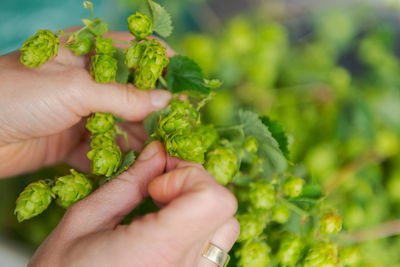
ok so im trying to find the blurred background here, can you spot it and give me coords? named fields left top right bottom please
left=2, top=0, right=400, bottom=266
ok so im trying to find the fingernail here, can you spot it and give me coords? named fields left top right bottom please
left=151, top=90, right=172, bottom=108
left=138, top=142, right=159, bottom=161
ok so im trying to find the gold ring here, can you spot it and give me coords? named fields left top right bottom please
left=201, top=242, right=230, bottom=267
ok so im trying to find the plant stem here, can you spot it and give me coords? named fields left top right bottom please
left=280, top=198, right=310, bottom=217
left=113, top=40, right=132, bottom=45
left=158, top=76, right=169, bottom=89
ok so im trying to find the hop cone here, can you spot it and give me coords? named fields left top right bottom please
left=90, top=132, right=116, bottom=148
left=125, top=42, right=146, bottom=68
left=156, top=113, right=191, bottom=140
left=127, top=12, right=153, bottom=40
left=20, top=29, right=59, bottom=68
left=165, top=133, right=206, bottom=163
left=272, top=204, right=290, bottom=224
left=87, top=145, right=122, bottom=177
left=243, top=136, right=258, bottom=153
left=204, top=147, right=238, bottom=185
left=90, top=54, right=118, bottom=83
left=169, top=100, right=200, bottom=120
left=196, top=125, right=219, bottom=151
left=304, top=242, right=339, bottom=267
left=236, top=240, right=271, bottom=267
left=278, top=235, right=304, bottom=266
left=282, top=176, right=305, bottom=198
left=95, top=36, right=116, bottom=55
left=52, top=169, right=92, bottom=208
left=249, top=181, right=276, bottom=210
left=319, top=213, right=343, bottom=235
left=65, top=38, right=93, bottom=56
left=86, top=112, right=115, bottom=134
left=134, top=39, right=169, bottom=90
left=14, top=180, right=54, bottom=222
left=236, top=212, right=268, bottom=242
left=340, top=247, right=360, bottom=266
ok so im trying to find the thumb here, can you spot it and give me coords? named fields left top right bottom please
left=60, top=141, right=167, bottom=237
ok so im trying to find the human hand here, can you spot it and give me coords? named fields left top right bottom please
left=0, top=30, right=173, bottom=178
left=29, top=141, right=239, bottom=267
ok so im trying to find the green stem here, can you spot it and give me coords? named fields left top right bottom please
left=280, top=198, right=310, bottom=217
left=113, top=40, right=132, bottom=45
left=158, top=76, right=169, bottom=89
left=115, top=125, right=130, bottom=148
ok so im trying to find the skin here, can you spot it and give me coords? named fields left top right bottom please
left=0, top=30, right=239, bottom=266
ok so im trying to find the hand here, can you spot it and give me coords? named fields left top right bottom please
left=29, top=141, right=239, bottom=267
left=0, top=30, right=173, bottom=178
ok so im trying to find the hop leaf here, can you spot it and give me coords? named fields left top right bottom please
left=90, top=54, right=118, bottom=83
left=304, top=242, right=339, bottom=267
left=236, top=212, right=268, bottom=242
left=134, top=39, right=169, bottom=90
left=20, top=30, right=59, bottom=68
left=261, top=116, right=290, bottom=160
left=282, top=177, right=305, bottom=198
left=125, top=41, right=146, bottom=68
left=52, top=169, right=92, bottom=208
left=249, top=181, right=276, bottom=210
left=204, top=147, right=238, bottom=185
left=95, top=36, right=116, bottom=55
left=165, top=132, right=206, bottom=163
left=65, top=38, right=93, bottom=55
left=87, top=144, right=122, bottom=177
left=86, top=112, right=115, bottom=134
left=278, top=235, right=304, bottom=266
left=127, top=12, right=153, bottom=40
left=14, top=180, right=54, bottom=222
left=236, top=240, right=271, bottom=267
left=272, top=204, right=290, bottom=224
left=319, top=212, right=343, bottom=235
left=90, top=132, right=116, bottom=148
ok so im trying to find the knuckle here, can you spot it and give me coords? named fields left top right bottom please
left=213, top=186, right=238, bottom=216
left=230, top=217, right=241, bottom=240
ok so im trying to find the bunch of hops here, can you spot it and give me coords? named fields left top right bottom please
left=86, top=113, right=122, bottom=176
left=90, top=36, right=118, bottom=83
left=20, top=30, right=59, bottom=68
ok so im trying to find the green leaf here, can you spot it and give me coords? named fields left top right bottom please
left=147, top=0, right=173, bottom=38
left=238, top=110, right=287, bottom=178
left=143, top=106, right=171, bottom=136
left=107, top=150, right=136, bottom=180
left=165, top=56, right=211, bottom=95
left=260, top=116, right=290, bottom=160
left=114, top=48, right=130, bottom=85
left=88, top=18, right=109, bottom=36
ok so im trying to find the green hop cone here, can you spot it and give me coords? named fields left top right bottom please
left=340, top=246, right=360, bottom=266
left=87, top=144, right=122, bottom=177
left=127, top=12, right=153, bottom=40
left=165, top=133, right=206, bottom=163
left=243, top=136, right=258, bottom=153
left=134, top=39, right=169, bottom=90
left=204, top=147, right=238, bottom=185
left=90, top=54, right=118, bottom=83
left=249, top=181, right=276, bottom=210
left=125, top=41, right=147, bottom=68
left=278, top=235, right=304, bottom=266
left=65, top=38, right=93, bottom=55
left=236, top=212, right=268, bottom=242
left=304, top=242, right=339, bottom=267
left=52, top=169, right=92, bottom=208
left=236, top=240, right=271, bottom=267
left=20, top=29, right=60, bottom=68
left=196, top=125, right=219, bottom=151
left=90, top=132, right=116, bottom=148
left=170, top=100, right=200, bottom=121
left=86, top=112, right=115, bottom=134
left=14, top=180, right=54, bottom=222
left=156, top=114, right=191, bottom=140
left=319, top=212, right=343, bottom=235
left=95, top=36, right=116, bottom=55
left=282, top=176, right=305, bottom=198
left=272, top=204, right=290, bottom=224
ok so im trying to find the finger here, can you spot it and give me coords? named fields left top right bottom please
left=55, top=26, right=89, bottom=68
left=199, top=217, right=240, bottom=267
left=60, top=141, right=166, bottom=236
left=147, top=161, right=238, bottom=248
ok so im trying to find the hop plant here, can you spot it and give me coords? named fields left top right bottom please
left=95, top=36, right=116, bottom=55
left=319, top=212, right=343, bottom=235
left=87, top=145, right=122, bottom=177
left=204, top=147, right=238, bottom=185
left=51, top=169, right=92, bottom=208
left=278, top=235, right=304, bottom=266
left=86, top=113, right=115, bottom=134
left=90, top=54, right=118, bottom=83
left=249, top=181, right=276, bottom=210
left=282, top=176, right=305, bottom=198
left=14, top=180, right=54, bottom=222
left=236, top=212, right=268, bottom=242
left=169, top=100, right=200, bottom=120
left=65, top=38, right=93, bottom=55
left=272, top=204, right=290, bottom=224
left=134, top=39, right=169, bottom=90
left=165, top=132, right=206, bottom=163
left=156, top=113, right=191, bottom=140
left=304, top=242, right=339, bottom=267
left=20, top=29, right=60, bottom=68
left=127, top=12, right=153, bottom=40
left=236, top=240, right=271, bottom=267
left=243, top=136, right=258, bottom=153
left=125, top=41, right=147, bottom=68
left=196, top=125, right=219, bottom=151
left=90, top=132, right=116, bottom=148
